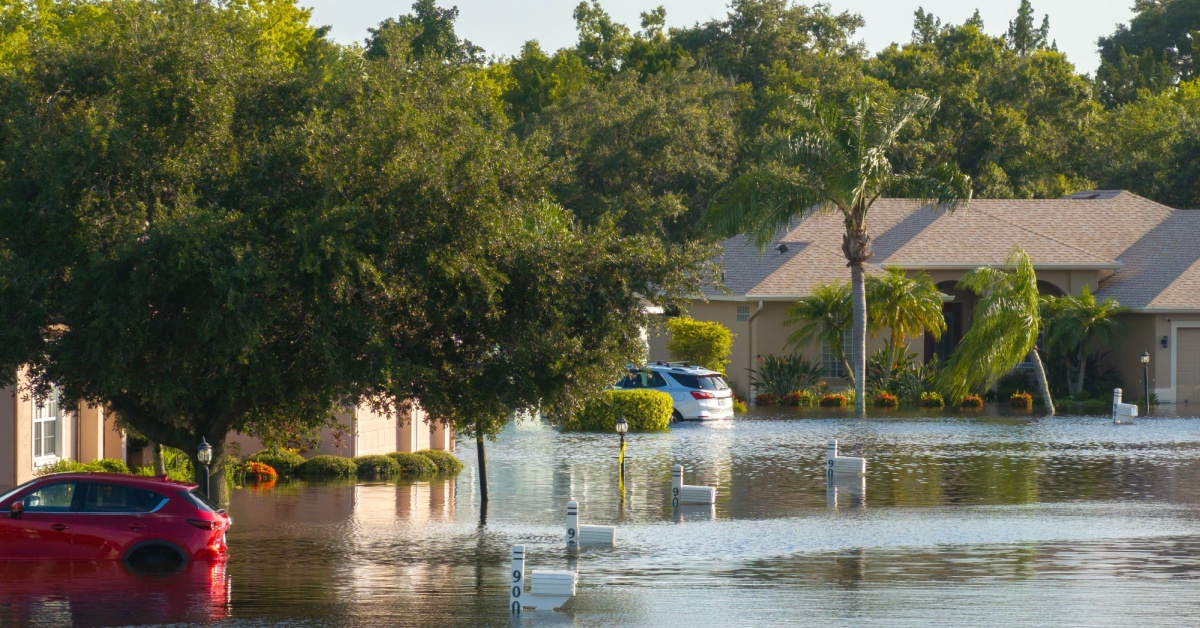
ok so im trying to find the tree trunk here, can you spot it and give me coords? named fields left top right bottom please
left=476, top=420, right=488, bottom=506
left=1073, top=350, right=1088, bottom=398
left=1030, top=346, right=1055, bottom=415
left=850, top=262, right=867, bottom=417
left=153, top=442, right=166, bottom=476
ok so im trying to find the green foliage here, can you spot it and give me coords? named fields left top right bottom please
left=867, top=269, right=945, bottom=346
left=36, top=458, right=127, bottom=476
left=246, top=449, right=307, bottom=478
left=873, top=392, right=898, bottom=408
left=388, top=452, right=438, bottom=478
left=665, top=317, right=734, bottom=374
left=733, top=398, right=748, bottom=414
left=1043, top=286, right=1126, bottom=397
left=352, top=455, right=400, bottom=478
left=940, top=249, right=1053, bottom=413
left=866, top=342, right=919, bottom=396
left=920, top=391, right=945, bottom=408
left=782, top=283, right=852, bottom=381
left=415, top=450, right=464, bottom=474
left=748, top=354, right=823, bottom=397
left=709, top=92, right=971, bottom=416
left=364, top=0, right=483, bottom=63
left=960, top=394, right=984, bottom=409
left=1097, top=0, right=1200, bottom=105
left=297, top=455, right=357, bottom=479
left=562, top=389, right=673, bottom=432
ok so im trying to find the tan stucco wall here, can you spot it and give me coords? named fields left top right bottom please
left=227, top=400, right=450, bottom=459
left=78, top=404, right=104, bottom=462
left=352, top=405, right=397, bottom=457
left=14, top=376, right=33, bottom=487
left=1, top=384, right=16, bottom=491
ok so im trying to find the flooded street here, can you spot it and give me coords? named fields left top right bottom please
left=6, top=410, right=1200, bottom=626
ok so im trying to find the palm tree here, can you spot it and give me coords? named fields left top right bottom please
left=867, top=267, right=946, bottom=347
left=709, top=93, right=971, bottom=415
left=784, top=282, right=853, bottom=383
left=1042, top=285, right=1126, bottom=397
left=940, top=248, right=1055, bottom=414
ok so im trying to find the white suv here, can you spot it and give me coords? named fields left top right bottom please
left=614, top=362, right=735, bottom=421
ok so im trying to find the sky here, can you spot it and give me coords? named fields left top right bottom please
left=301, top=0, right=1137, bottom=75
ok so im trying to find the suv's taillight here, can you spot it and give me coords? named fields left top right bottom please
left=690, top=391, right=716, bottom=399
left=188, top=518, right=221, bottom=531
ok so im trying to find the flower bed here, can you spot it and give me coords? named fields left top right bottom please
left=241, top=461, right=278, bottom=483
left=1010, top=391, right=1033, bottom=410
left=960, top=394, right=984, bottom=409
left=819, top=393, right=848, bottom=408
left=920, top=391, right=945, bottom=408
left=873, top=392, right=898, bottom=408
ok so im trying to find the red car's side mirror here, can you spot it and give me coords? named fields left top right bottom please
left=9, top=502, right=23, bottom=519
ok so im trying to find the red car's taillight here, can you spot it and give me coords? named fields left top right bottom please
left=188, top=518, right=221, bottom=531
left=690, top=391, right=716, bottom=399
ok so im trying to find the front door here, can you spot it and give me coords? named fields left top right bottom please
left=1177, top=328, right=1200, bottom=406
left=926, top=303, right=963, bottom=363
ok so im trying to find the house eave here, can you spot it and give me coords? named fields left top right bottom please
left=886, top=262, right=1121, bottom=271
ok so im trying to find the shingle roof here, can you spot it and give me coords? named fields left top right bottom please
left=712, top=191, right=1200, bottom=311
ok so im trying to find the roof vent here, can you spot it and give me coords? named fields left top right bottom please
left=1065, top=190, right=1121, bottom=200
left=776, top=243, right=788, bottom=254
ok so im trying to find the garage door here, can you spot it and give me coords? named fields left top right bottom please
left=1179, top=329, right=1200, bottom=406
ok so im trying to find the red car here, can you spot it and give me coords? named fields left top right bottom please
left=0, top=472, right=230, bottom=563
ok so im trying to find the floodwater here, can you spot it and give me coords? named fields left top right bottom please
left=6, top=408, right=1200, bottom=626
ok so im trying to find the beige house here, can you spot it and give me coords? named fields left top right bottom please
left=3, top=364, right=454, bottom=493
left=649, top=191, right=1200, bottom=406
left=1, top=369, right=127, bottom=493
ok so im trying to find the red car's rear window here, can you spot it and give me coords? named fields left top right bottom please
left=184, top=488, right=221, bottom=513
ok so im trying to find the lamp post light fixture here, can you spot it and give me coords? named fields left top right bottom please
left=1141, top=350, right=1151, bottom=415
left=615, top=416, right=628, bottom=481
left=197, top=437, right=213, bottom=498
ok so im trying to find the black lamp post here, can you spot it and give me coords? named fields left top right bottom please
left=197, top=437, right=213, bottom=498
left=615, top=416, right=628, bottom=481
left=1141, top=350, right=1151, bottom=415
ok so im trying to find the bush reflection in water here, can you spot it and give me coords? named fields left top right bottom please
left=4, top=412, right=1200, bottom=625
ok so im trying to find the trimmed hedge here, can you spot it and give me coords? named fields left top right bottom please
left=353, top=455, right=400, bottom=478
left=35, top=458, right=130, bottom=476
left=562, top=389, right=673, bottom=432
left=665, top=317, right=733, bottom=374
left=246, top=449, right=306, bottom=477
left=297, top=455, right=357, bottom=478
left=415, top=449, right=464, bottom=474
left=388, top=452, right=438, bottom=477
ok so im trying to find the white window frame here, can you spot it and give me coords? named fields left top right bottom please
left=822, top=330, right=852, bottom=378
left=736, top=306, right=750, bottom=322
left=32, top=387, right=63, bottom=465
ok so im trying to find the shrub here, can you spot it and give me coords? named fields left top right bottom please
left=819, top=393, right=848, bottom=408
left=388, top=452, right=438, bottom=477
left=35, top=459, right=90, bottom=476
left=562, top=389, right=672, bottom=432
left=241, top=461, right=278, bottom=482
left=246, top=449, right=306, bottom=477
left=353, top=455, right=400, bottom=478
left=1010, top=391, right=1033, bottom=409
left=415, top=450, right=464, bottom=474
left=960, top=394, right=984, bottom=409
left=873, top=392, right=898, bottom=408
left=749, top=354, right=824, bottom=397
left=755, top=392, right=779, bottom=406
left=920, top=391, right=945, bottom=408
left=665, top=317, right=734, bottom=374
left=90, top=458, right=131, bottom=474
left=297, top=455, right=357, bottom=478
left=733, top=398, right=747, bottom=414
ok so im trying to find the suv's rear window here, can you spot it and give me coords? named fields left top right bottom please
left=83, top=483, right=166, bottom=513
left=185, top=488, right=221, bottom=513
left=669, top=373, right=729, bottom=390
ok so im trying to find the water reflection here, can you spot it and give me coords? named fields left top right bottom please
left=0, top=559, right=229, bottom=626
left=5, top=414, right=1200, bottom=625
